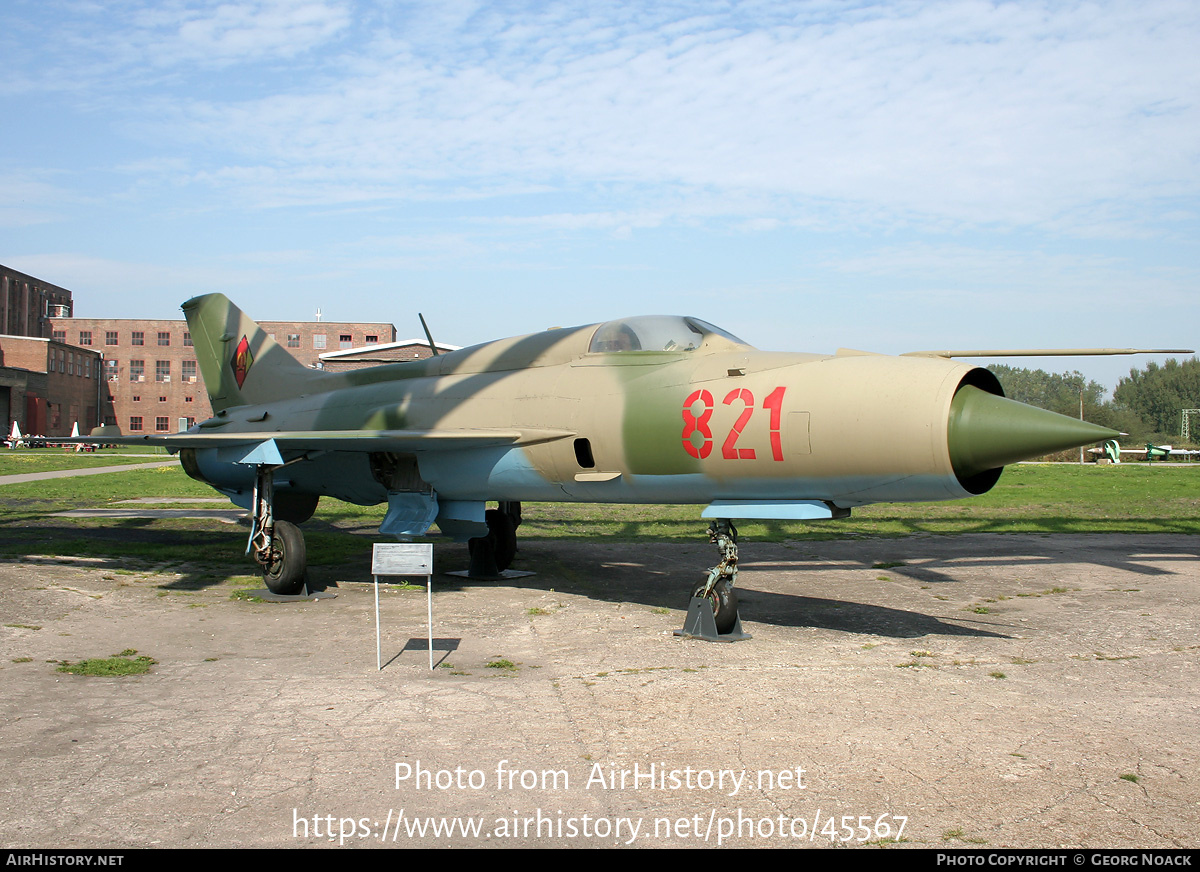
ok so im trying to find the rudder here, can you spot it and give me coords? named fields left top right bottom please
left=182, top=293, right=330, bottom=413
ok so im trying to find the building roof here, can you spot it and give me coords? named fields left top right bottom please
left=319, top=339, right=461, bottom=360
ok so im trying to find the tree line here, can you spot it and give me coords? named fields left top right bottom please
left=989, top=357, right=1200, bottom=446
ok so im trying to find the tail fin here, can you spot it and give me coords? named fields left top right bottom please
left=182, top=293, right=331, bottom=413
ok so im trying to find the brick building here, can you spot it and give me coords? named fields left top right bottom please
left=1, top=264, right=89, bottom=436
left=2, top=264, right=73, bottom=339
left=0, top=335, right=103, bottom=436
left=53, top=316, right=399, bottom=434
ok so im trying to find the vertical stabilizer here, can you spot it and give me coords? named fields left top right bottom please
left=182, top=294, right=331, bottom=413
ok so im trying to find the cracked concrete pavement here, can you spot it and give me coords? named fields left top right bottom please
left=1, top=533, right=1197, bottom=848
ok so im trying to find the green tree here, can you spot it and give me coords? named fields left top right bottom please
left=988, top=364, right=1148, bottom=443
left=1113, top=357, right=1200, bottom=440
left=989, top=365, right=1106, bottom=418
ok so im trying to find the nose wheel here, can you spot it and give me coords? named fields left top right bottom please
left=675, top=520, right=751, bottom=642
left=690, top=579, right=739, bottom=634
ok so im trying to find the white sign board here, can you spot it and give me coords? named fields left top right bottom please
left=371, top=543, right=435, bottom=671
left=372, top=543, right=433, bottom=576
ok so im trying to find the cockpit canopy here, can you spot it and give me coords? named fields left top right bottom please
left=588, top=316, right=747, bottom=354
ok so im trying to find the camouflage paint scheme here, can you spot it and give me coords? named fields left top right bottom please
left=162, top=293, right=1116, bottom=543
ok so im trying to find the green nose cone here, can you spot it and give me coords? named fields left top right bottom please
left=949, top=385, right=1119, bottom=480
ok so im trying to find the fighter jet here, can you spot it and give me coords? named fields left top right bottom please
left=102, top=294, right=1165, bottom=633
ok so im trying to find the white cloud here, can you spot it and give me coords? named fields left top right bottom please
left=111, top=0, right=1191, bottom=235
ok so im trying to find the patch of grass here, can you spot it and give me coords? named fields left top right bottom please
left=0, top=452, right=172, bottom=475
left=989, top=671, right=1007, bottom=679
left=11, top=657, right=33, bottom=663
left=5, top=624, right=41, bottom=630
left=57, top=650, right=156, bottom=676
left=3, top=465, right=1199, bottom=574
left=230, top=589, right=264, bottom=603
left=1120, top=773, right=1139, bottom=783
left=486, top=658, right=517, bottom=671
left=526, top=607, right=552, bottom=616
left=872, top=561, right=906, bottom=569
left=971, top=606, right=990, bottom=614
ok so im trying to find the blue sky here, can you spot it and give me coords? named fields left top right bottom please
left=3, top=0, right=1197, bottom=393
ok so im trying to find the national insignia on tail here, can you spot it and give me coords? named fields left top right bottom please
left=231, top=335, right=254, bottom=388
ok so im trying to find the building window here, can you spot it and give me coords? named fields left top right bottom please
left=155, top=360, right=170, bottom=382
left=185, top=417, right=195, bottom=428
left=157, top=331, right=170, bottom=346
left=182, top=360, right=197, bottom=382
left=132, top=396, right=140, bottom=402
left=183, top=332, right=192, bottom=347
left=287, top=334, right=300, bottom=348
left=155, top=417, right=169, bottom=432
left=159, top=396, right=167, bottom=403
left=79, top=331, right=92, bottom=346
left=104, top=416, right=116, bottom=426
left=366, top=335, right=378, bottom=344
left=130, top=360, right=145, bottom=382
left=339, top=334, right=352, bottom=349
left=313, top=334, right=326, bottom=349
left=130, top=416, right=143, bottom=432
left=105, top=359, right=118, bottom=381
left=185, top=396, right=194, bottom=403
left=131, top=331, right=144, bottom=346
left=67, top=353, right=74, bottom=375
left=84, top=360, right=90, bottom=379
left=105, top=331, right=118, bottom=346
left=52, top=330, right=66, bottom=342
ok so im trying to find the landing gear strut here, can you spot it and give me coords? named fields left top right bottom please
left=248, top=464, right=308, bottom=594
left=463, top=502, right=525, bottom=579
left=676, top=519, right=750, bottom=641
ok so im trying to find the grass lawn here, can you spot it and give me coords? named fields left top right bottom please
left=0, top=447, right=171, bottom=475
left=0, top=461, right=1195, bottom=568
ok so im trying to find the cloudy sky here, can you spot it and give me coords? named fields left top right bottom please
left=3, top=0, right=1197, bottom=391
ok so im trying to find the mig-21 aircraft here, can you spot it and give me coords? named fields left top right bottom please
left=95, top=294, right=1181, bottom=634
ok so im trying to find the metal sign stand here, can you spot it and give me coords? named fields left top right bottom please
left=371, top=543, right=434, bottom=671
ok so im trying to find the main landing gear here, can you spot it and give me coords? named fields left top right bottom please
left=248, top=465, right=309, bottom=595
left=675, top=519, right=751, bottom=642
left=462, top=501, right=524, bottom=578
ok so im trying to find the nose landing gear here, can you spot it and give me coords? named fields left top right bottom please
left=676, top=519, right=751, bottom=642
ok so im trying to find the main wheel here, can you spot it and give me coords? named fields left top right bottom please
left=486, top=508, right=517, bottom=571
left=262, top=520, right=307, bottom=595
left=691, top=580, right=739, bottom=634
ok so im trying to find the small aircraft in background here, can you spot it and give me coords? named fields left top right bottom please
left=81, top=294, right=1187, bottom=635
left=1089, top=439, right=1200, bottom=463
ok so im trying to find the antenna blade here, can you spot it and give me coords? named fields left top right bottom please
left=419, top=313, right=439, bottom=357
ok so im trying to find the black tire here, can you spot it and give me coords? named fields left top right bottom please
left=262, top=520, right=307, bottom=594
left=691, top=580, right=739, bottom=634
left=485, top=508, right=517, bottom=571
